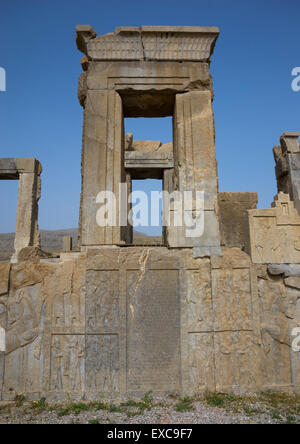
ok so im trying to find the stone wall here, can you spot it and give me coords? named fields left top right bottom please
left=0, top=246, right=299, bottom=400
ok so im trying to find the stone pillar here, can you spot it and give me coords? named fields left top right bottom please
left=273, top=132, right=300, bottom=214
left=169, top=90, right=221, bottom=255
left=12, top=159, right=42, bottom=262
left=62, top=236, right=72, bottom=252
left=80, top=90, right=125, bottom=246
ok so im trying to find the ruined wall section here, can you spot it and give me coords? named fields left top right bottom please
left=0, top=251, right=86, bottom=401
left=1, top=246, right=299, bottom=400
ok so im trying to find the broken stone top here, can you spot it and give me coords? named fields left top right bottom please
left=76, top=25, right=220, bottom=62
left=273, top=132, right=300, bottom=161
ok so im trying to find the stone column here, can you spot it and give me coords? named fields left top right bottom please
left=169, top=90, right=221, bottom=255
left=12, top=159, right=42, bottom=262
left=123, top=172, right=132, bottom=244
left=80, top=90, right=125, bottom=246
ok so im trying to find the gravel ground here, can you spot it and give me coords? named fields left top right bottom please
left=0, top=392, right=299, bottom=424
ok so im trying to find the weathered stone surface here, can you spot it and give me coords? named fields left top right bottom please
left=1, top=244, right=300, bottom=398
left=125, top=151, right=174, bottom=170
left=0, top=158, right=41, bottom=179
left=0, top=263, right=10, bottom=296
left=268, top=263, right=300, bottom=277
left=76, top=25, right=97, bottom=55
left=127, top=268, right=180, bottom=392
left=257, top=276, right=300, bottom=390
left=80, top=90, right=124, bottom=246
left=132, top=141, right=162, bottom=152
left=77, top=26, right=219, bottom=62
left=0, top=253, right=86, bottom=400
left=218, top=192, right=258, bottom=249
left=125, top=132, right=133, bottom=151
left=284, top=276, right=300, bottom=289
left=274, top=132, right=300, bottom=214
left=193, top=246, right=222, bottom=258
left=246, top=193, right=300, bottom=263
left=280, top=132, right=300, bottom=154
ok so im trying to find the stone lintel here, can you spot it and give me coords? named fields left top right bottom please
left=0, top=158, right=42, bottom=179
left=125, top=151, right=174, bottom=170
left=77, top=24, right=219, bottom=61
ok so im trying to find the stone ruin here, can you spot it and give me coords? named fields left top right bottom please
left=0, top=25, right=300, bottom=401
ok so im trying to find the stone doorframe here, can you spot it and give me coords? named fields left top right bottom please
left=76, top=25, right=222, bottom=256
left=0, top=158, right=42, bottom=262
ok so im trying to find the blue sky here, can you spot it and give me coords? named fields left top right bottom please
left=0, top=0, right=299, bottom=234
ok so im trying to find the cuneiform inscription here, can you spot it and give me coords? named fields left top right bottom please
left=126, top=269, right=180, bottom=391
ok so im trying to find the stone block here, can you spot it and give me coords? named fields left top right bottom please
left=218, top=192, right=258, bottom=249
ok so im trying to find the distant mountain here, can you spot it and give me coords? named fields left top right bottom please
left=0, top=228, right=156, bottom=261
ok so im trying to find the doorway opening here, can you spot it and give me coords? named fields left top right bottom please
left=0, top=181, right=18, bottom=261
left=131, top=178, right=163, bottom=245
left=124, top=116, right=173, bottom=246
left=124, top=117, right=173, bottom=144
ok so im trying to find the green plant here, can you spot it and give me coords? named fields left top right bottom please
left=15, top=395, right=26, bottom=408
left=204, top=392, right=226, bottom=408
left=175, top=397, right=194, bottom=412
left=89, top=419, right=100, bottom=424
left=31, top=397, right=47, bottom=412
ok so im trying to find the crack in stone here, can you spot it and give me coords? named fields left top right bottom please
left=130, top=249, right=151, bottom=319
